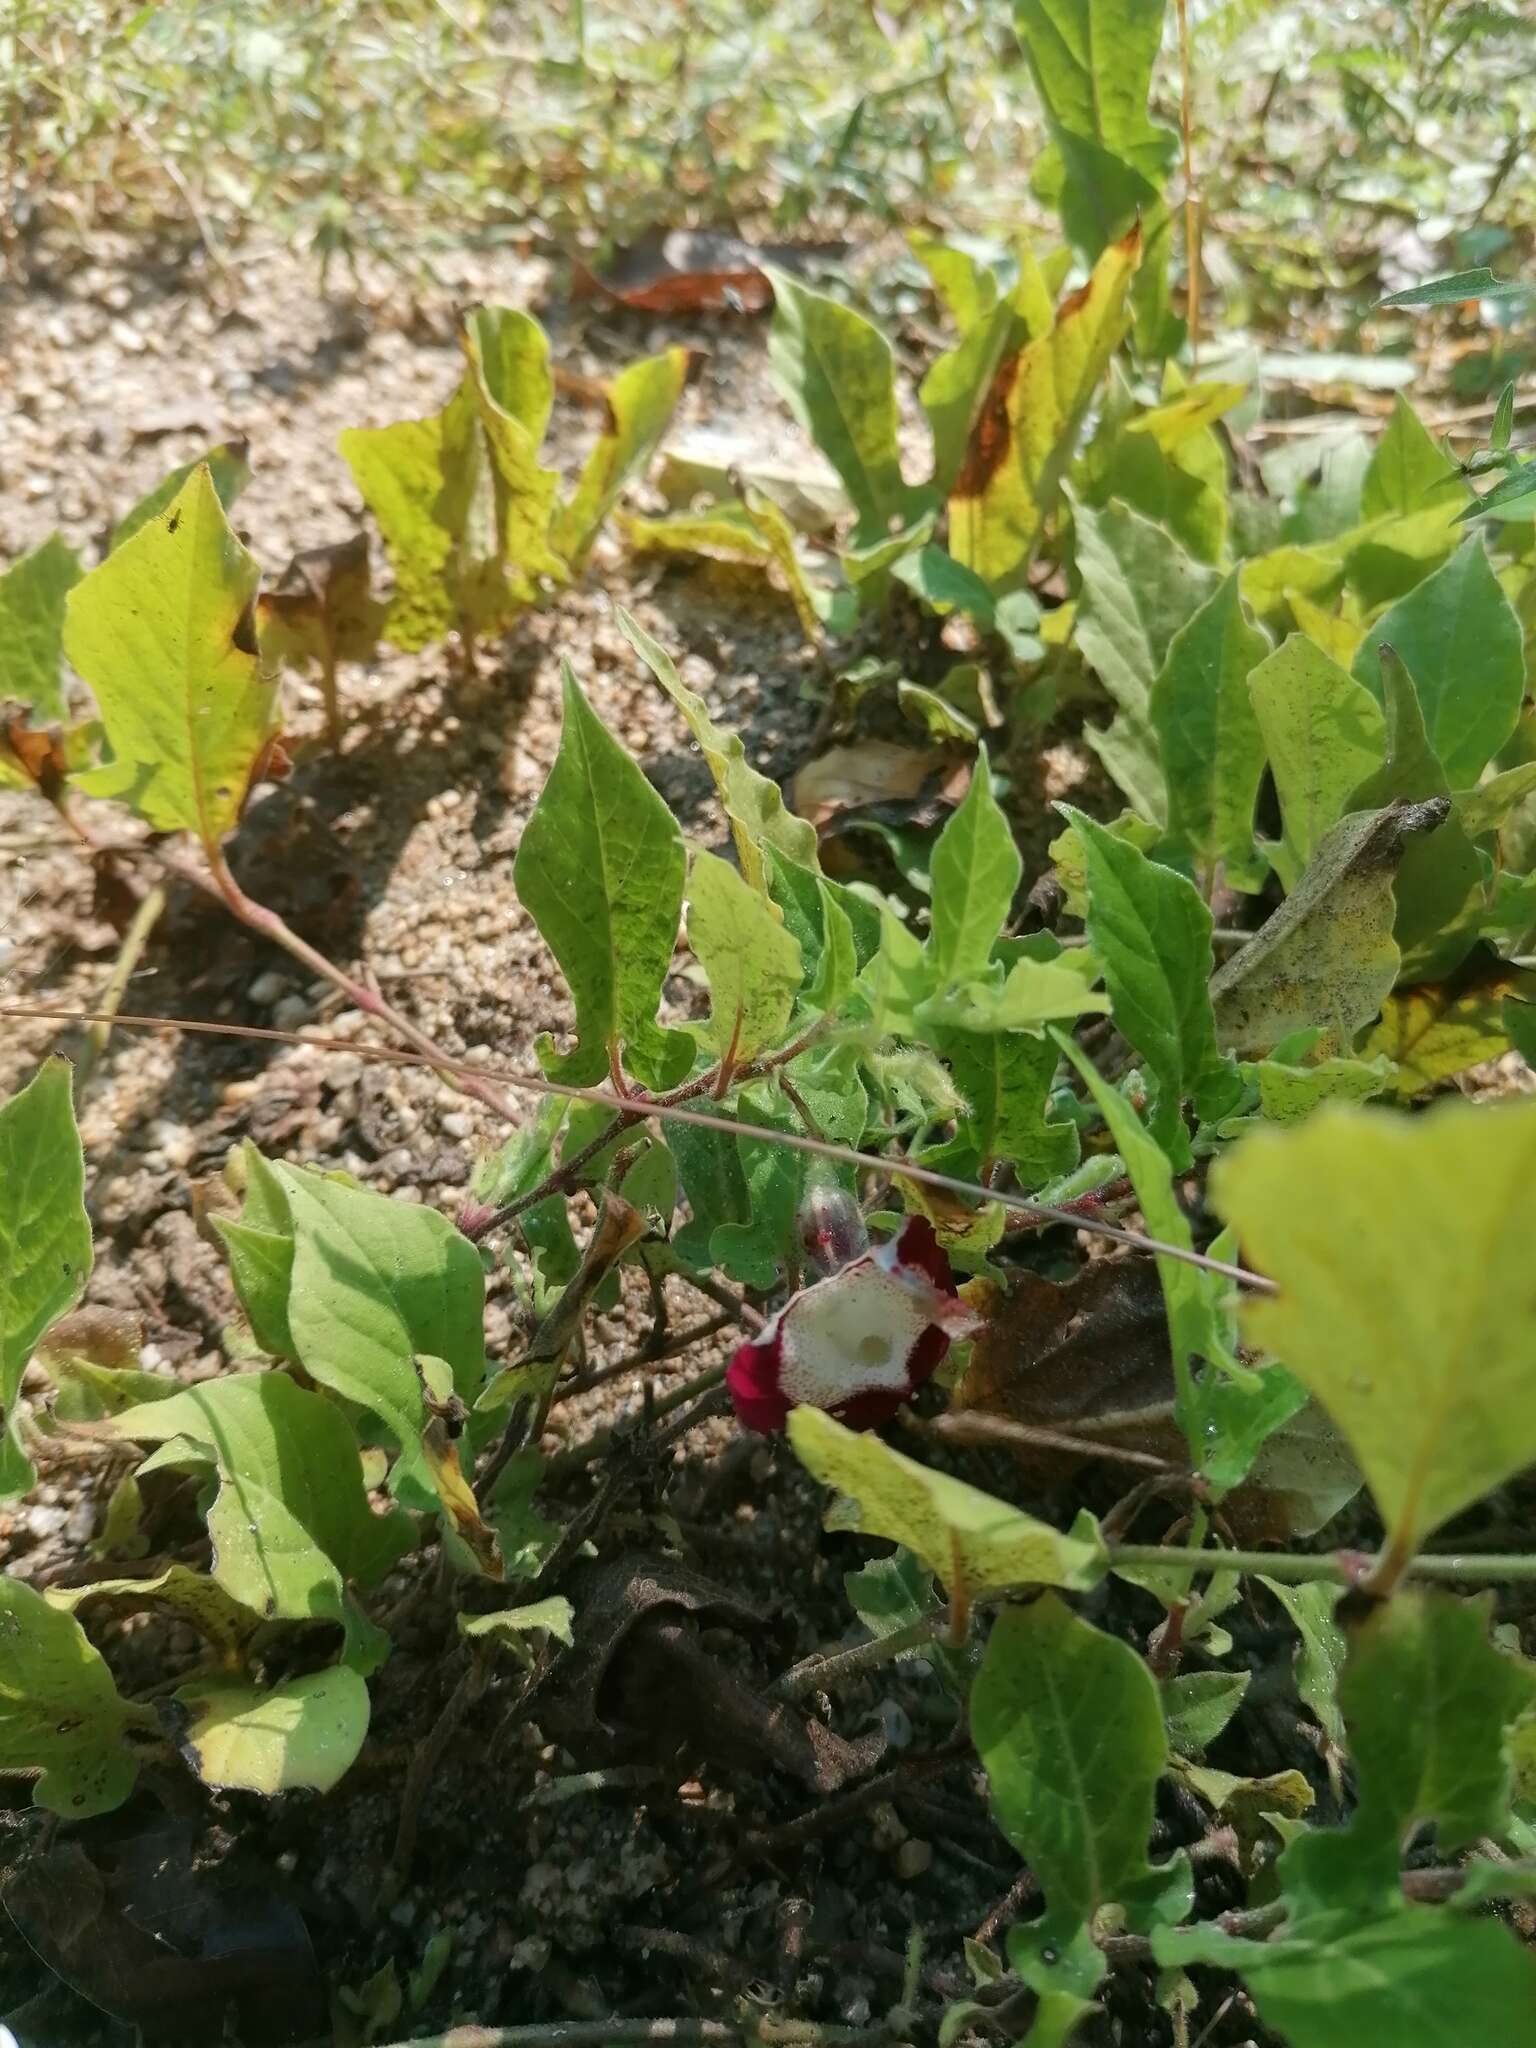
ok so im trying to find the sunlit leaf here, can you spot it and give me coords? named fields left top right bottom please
left=0, top=534, right=81, bottom=721
left=553, top=345, right=688, bottom=572
left=65, top=465, right=278, bottom=853
left=949, top=227, right=1142, bottom=593
left=220, top=1158, right=486, bottom=1484
left=1082, top=377, right=1241, bottom=563
left=176, top=1666, right=369, bottom=1795
left=0, top=1578, right=149, bottom=1817
left=1360, top=396, right=1459, bottom=520
left=0, top=1060, right=92, bottom=1498
left=112, top=438, right=251, bottom=551
left=1247, top=1052, right=1396, bottom=1123
left=113, top=1371, right=414, bottom=1603
left=514, top=662, right=692, bottom=1088
left=1214, top=1095, right=1536, bottom=1560
left=49, top=1565, right=264, bottom=1663
left=459, top=1596, right=574, bottom=1655
left=340, top=306, right=560, bottom=648
left=920, top=244, right=1057, bottom=498
left=620, top=610, right=819, bottom=891
left=623, top=502, right=773, bottom=562
left=1362, top=958, right=1532, bottom=1095
left=686, top=849, right=802, bottom=1063
left=1014, top=0, right=1176, bottom=262
left=788, top=1406, right=1106, bottom=1602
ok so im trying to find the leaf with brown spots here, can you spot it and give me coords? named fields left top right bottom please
left=1362, top=948, right=1536, bottom=1095
left=948, top=224, right=1141, bottom=593
left=1211, top=798, right=1449, bottom=1058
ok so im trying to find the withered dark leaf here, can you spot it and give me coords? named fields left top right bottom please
left=256, top=533, right=385, bottom=672
left=3, top=1818, right=324, bottom=2045
left=958, top=1259, right=1176, bottom=1442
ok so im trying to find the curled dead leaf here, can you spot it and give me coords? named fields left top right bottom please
left=792, top=741, right=949, bottom=829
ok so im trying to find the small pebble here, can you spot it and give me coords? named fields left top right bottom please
left=895, top=1839, right=932, bottom=1880
left=248, top=970, right=289, bottom=1006
left=271, top=994, right=313, bottom=1033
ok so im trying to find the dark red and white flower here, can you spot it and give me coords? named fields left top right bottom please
left=726, top=1214, right=978, bottom=1434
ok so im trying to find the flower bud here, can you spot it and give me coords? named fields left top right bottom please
left=797, top=1175, right=869, bottom=1277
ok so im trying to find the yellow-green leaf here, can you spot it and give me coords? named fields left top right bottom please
left=175, top=1666, right=369, bottom=1795
left=619, top=609, right=819, bottom=891
left=1362, top=963, right=1531, bottom=1095
left=787, top=1406, right=1107, bottom=1602
left=949, top=224, right=1142, bottom=593
left=0, top=1577, right=148, bottom=1816
left=1214, top=1096, right=1536, bottom=1559
left=553, top=345, right=688, bottom=573
left=64, top=466, right=277, bottom=852
left=686, top=849, right=803, bottom=1063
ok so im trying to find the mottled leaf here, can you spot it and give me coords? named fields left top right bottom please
left=1210, top=801, right=1445, bottom=1057
left=686, top=849, right=802, bottom=1062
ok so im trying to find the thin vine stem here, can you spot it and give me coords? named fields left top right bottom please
left=1108, top=1543, right=1536, bottom=1585
left=775, top=1543, right=1536, bottom=1703
left=4, top=1003, right=1276, bottom=1295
